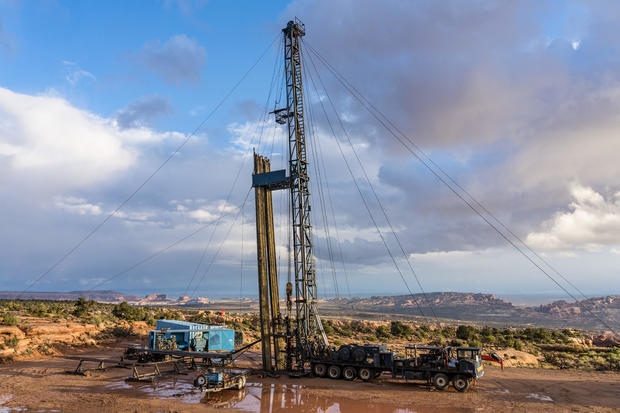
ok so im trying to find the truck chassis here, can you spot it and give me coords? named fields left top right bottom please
left=309, top=345, right=483, bottom=392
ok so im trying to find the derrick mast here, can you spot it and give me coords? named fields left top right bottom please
left=282, top=19, right=329, bottom=363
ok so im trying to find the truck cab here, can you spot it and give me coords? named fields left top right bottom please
left=455, top=347, right=484, bottom=379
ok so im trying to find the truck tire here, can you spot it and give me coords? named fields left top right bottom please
left=194, top=375, right=206, bottom=387
left=313, top=363, right=327, bottom=377
left=452, top=375, right=469, bottom=392
left=432, top=373, right=449, bottom=390
left=235, top=376, right=245, bottom=390
left=327, top=365, right=341, bottom=379
left=342, top=366, right=356, bottom=381
left=358, top=367, right=372, bottom=381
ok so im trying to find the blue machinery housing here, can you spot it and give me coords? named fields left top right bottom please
left=148, top=320, right=235, bottom=352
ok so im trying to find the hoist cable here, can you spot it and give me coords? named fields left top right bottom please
left=305, top=42, right=616, bottom=333
left=305, top=44, right=438, bottom=320
left=304, top=52, right=427, bottom=319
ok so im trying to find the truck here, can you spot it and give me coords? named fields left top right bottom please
left=309, top=344, right=484, bottom=392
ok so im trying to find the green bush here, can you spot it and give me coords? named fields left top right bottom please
left=112, top=302, right=147, bottom=321
left=2, top=313, right=19, bottom=326
left=456, top=325, right=476, bottom=341
left=322, top=320, right=335, bottom=336
left=73, top=298, right=97, bottom=318
left=107, top=325, right=134, bottom=337
left=6, top=336, right=19, bottom=349
left=390, top=321, right=413, bottom=338
left=375, top=325, right=391, bottom=340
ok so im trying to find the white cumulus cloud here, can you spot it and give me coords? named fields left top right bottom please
left=0, top=87, right=182, bottom=191
left=526, top=184, right=620, bottom=251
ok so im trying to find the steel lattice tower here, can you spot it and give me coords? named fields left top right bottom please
left=282, top=19, right=329, bottom=363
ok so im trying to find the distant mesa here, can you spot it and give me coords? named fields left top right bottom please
left=0, top=290, right=142, bottom=303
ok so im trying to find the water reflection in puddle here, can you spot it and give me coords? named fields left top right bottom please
left=198, top=382, right=473, bottom=413
left=112, top=379, right=473, bottom=412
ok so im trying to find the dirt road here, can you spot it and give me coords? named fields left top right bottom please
left=0, top=341, right=618, bottom=412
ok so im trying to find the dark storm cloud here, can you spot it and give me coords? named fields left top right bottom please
left=280, top=0, right=620, bottom=256
left=138, top=34, right=206, bottom=85
left=116, top=95, right=173, bottom=129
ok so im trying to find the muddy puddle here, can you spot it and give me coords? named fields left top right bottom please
left=115, top=379, right=474, bottom=412
left=202, top=382, right=474, bottom=412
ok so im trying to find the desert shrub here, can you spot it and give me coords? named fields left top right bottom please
left=2, top=313, right=19, bottom=326
left=429, top=337, right=445, bottom=346
left=322, top=320, right=335, bottom=336
left=450, top=339, right=464, bottom=347
left=414, top=324, right=430, bottom=339
left=73, top=298, right=97, bottom=318
left=513, top=340, right=524, bottom=351
left=106, top=325, right=134, bottom=337
left=520, top=327, right=552, bottom=343
left=480, top=326, right=496, bottom=344
left=375, top=325, right=391, bottom=340
left=390, top=321, right=413, bottom=338
left=456, top=325, right=476, bottom=341
left=468, top=338, right=482, bottom=348
left=334, top=323, right=354, bottom=337
left=85, top=314, right=106, bottom=327
left=112, top=302, right=147, bottom=321
left=440, top=327, right=454, bottom=338
left=28, top=302, right=50, bottom=317
left=6, top=336, right=19, bottom=349
left=37, top=343, right=52, bottom=354
left=155, top=308, right=182, bottom=321
left=349, top=320, right=373, bottom=334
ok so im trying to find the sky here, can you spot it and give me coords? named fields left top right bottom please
left=1, top=0, right=619, bottom=301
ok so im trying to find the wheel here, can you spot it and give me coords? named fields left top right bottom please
left=235, top=377, right=245, bottom=390
left=313, top=363, right=327, bottom=377
left=452, top=375, right=469, bottom=392
left=194, top=375, right=206, bottom=387
left=358, top=367, right=373, bottom=381
left=327, top=365, right=341, bottom=379
left=352, top=347, right=366, bottom=362
left=432, top=373, right=449, bottom=390
left=342, top=366, right=356, bottom=381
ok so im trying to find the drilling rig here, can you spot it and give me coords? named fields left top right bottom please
left=252, top=22, right=488, bottom=392
left=252, top=19, right=329, bottom=373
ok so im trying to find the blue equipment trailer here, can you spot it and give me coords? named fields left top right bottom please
left=149, top=320, right=235, bottom=352
left=122, top=319, right=256, bottom=364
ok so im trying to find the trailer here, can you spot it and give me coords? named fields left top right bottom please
left=309, top=344, right=484, bottom=391
left=123, top=319, right=247, bottom=363
left=148, top=320, right=239, bottom=352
